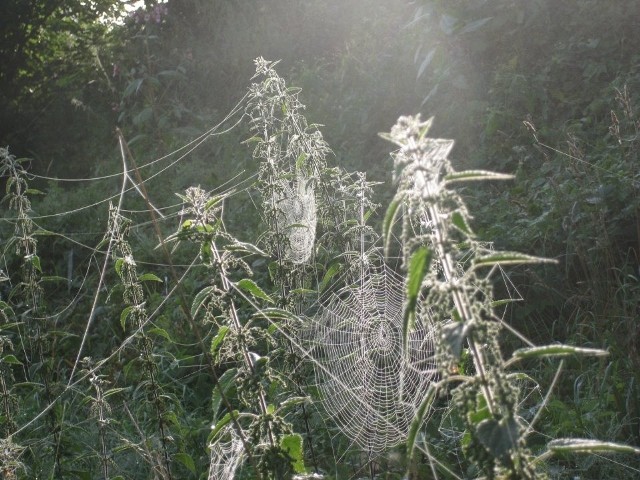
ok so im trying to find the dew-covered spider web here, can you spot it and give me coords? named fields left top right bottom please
left=307, top=257, right=437, bottom=455
left=273, top=174, right=316, bottom=264
left=208, top=425, right=245, bottom=480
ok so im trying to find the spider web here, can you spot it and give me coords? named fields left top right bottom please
left=208, top=425, right=245, bottom=480
left=307, top=258, right=437, bottom=455
left=273, top=175, right=316, bottom=264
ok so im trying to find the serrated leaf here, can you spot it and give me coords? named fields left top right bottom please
left=512, top=345, right=608, bottom=361
left=441, top=321, right=467, bottom=359
left=451, top=210, right=473, bottom=235
left=103, top=388, right=128, bottom=398
left=473, top=252, right=556, bottom=268
left=191, top=285, right=214, bottom=318
left=212, top=368, right=237, bottom=422
left=173, top=453, right=196, bottom=474
left=120, top=306, right=134, bottom=331
left=468, top=393, right=491, bottom=425
left=29, top=254, right=42, bottom=273
left=236, top=278, right=274, bottom=304
left=476, top=416, right=520, bottom=460
left=295, top=152, right=308, bottom=171
left=226, top=241, right=268, bottom=257
left=208, top=410, right=238, bottom=444
left=211, top=368, right=238, bottom=420
left=444, top=170, right=514, bottom=184
left=148, top=327, right=172, bottom=342
left=242, top=135, right=263, bottom=144
left=205, top=195, right=225, bottom=211
left=280, top=433, right=306, bottom=474
left=138, top=273, right=163, bottom=283
left=404, top=246, right=432, bottom=351
left=115, top=258, right=125, bottom=276
left=547, top=438, right=640, bottom=455
left=2, top=354, right=23, bottom=365
left=277, top=396, right=309, bottom=413
left=319, top=262, right=341, bottom=293
left=383, top=196, right=403, bottom=257
left=210, top=326, right=230, bottom=360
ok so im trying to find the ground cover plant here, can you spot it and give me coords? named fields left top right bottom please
left=2, top=54, right=639, bottom=480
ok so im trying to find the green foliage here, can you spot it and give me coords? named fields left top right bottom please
left=1, top=2, right=640, bottom=478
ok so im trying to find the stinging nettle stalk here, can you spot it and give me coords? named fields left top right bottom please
left=382, top=115, right=624, bottom=479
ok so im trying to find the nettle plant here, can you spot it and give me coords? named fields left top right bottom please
left=2, top=60, right=640, bottom=480
left=381, top=115, right=639, bottom=478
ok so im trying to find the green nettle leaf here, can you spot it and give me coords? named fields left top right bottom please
left=210, top=325, right=230, bottom=360
left=511, top=345, right=609, bottom=361
left=476, top=416, right=520, bottom=460
left=383, top=195, right=403, bottom=257
left=138, top=273, right=163, bottom=283
left=173, top=453, right=196, bottom=474
left=444, top=170, right=514, bottom=184
left=208, top=410, right=239, bottom=444
left=441, top=321, right=467, bottom=359
left=406, top=385, right=438, bottom=462
left=120, top=305, right=134, bottom=331
left=404, top=246, right=432, bottom=350
left=114, top=258, right=125, bottom=277
left=319, top=262, right=342, bottom=293
left=468, top=393, right=491, bottom=425
left=226, top=241, right=268, bottom=257
left=0, top=301, right=16, bottom=318
left=2, top=354, right=23, bottom=365
left=29, top=254, right=42, bottom=273
left=547, top=439, right=640, bottom=455
left=236, top=278, right=274, bottom=304
left=147, top=327, right=172, bottom=342
left=473, top=251, right=556, bottom=268
left=191, top=285, right=214, bottom=318
left=451, top=210, right=473, bottom=235
left=211, top=368, right=237, bottom=422
left=280, top=433, right=306, bottom=474
left=103, top=388, right=128, bottom=399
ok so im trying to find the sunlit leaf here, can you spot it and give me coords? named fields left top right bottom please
left=120, top=306, right=133, bottom=331
left=444, top=170, right=514, bottom=184
left=404, top=246, right=432, bottom=351
left=451, top=210, right=473, bottom=235
left=473, top=252, right=556, bottom=268
left=138, top=273, right=162, bottom=283
left=547, top=438, right=640, bottom=455
left=512, top=345, right=608, bottom=361
left=280, top=433, right=306, bottom=474
left=236, top=278, right=274, bottom=304
left=383, top=195, right=403, bottom=257
left=191, top=286, right=214, bottom=318
left=210, top=326, right=230, bottom=360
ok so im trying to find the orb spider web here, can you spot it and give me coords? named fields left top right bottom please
left=307, top=256, right=437, bottom=455
left=273, top=175, right=316, bottom=264
left=208, top=425, right=245, bottom=480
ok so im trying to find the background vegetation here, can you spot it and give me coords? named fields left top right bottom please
left=1, top=0, right=639, bottom=478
